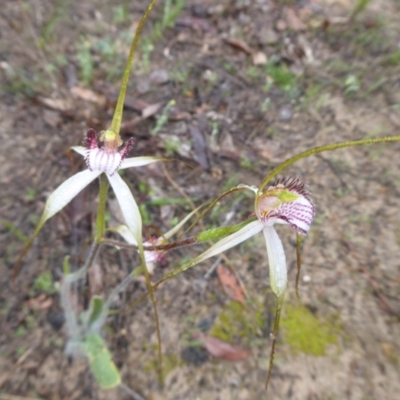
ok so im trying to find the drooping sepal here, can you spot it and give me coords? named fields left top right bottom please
left=262, top=226, right=287, bottom=298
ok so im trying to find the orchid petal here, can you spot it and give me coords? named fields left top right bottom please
left=71, top=146, right=87, bottom=157
left=119, top=156, right=164, bottom=169
left=43, top=169, right=101, bottom=222
left=192, top=220, right=264, bottom=265
left=272, top=197, right=314, bottom=234
left=113, top=225, right=138, bottom=246
left=263, top=226, right=287, bottom=298
left=107, top=173, right=142, bottom=243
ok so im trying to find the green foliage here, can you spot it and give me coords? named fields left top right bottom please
left=163, top=137, right=181, bottom=156
left=350, top=0, right=372, bottom=20
left=140, top=0, right=186, bottom=70
left=196, top=218, right=256, bottom=243
left=210, top=298, right=266, bottom=345
left=33, top=270, right=55, bottom=295
left=40, top=0, right=75, bottom=46
left=76, top=38, right=94, bottom=86
left=265, top=63, right=297, bottom=94
left=112, top=5, right=129, bottom=25
left=2, top=220, right=29, bottom=243
left=151, top=100, right=176, bottom=135
left=87, top=296, right=105, bottom=327
left=381, top=50, right=400, bottom=66
left=153, top=0, right=186, bottom=39
left=80, top=333, right=121, bottom=389
left=144, top=352, right=181, bottom=377
left=280, top=304, right=342, bottom=356
left=25, top=188, right=37, bottom=201
left=344, top=74, right=361, bottom=94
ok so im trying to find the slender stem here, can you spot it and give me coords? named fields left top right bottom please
left=257, top=136, right=400, bottom=196
left=61, top=241, right=100, bottom=340
left=62, top=171, right=109, bottom=340
left=110, top=0, right=158, bottom=136
left=265, top=295, right=284, bottom=391
left=101, top=237, right=196, bottom=252
left=295, top=233, right=303, bottom=300
left=96, top=174, right=109, bottom=243
left=137, top=240, right=164, bottom=386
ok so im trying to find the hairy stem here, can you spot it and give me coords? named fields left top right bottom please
left=258, top=136, right=400, bottom=196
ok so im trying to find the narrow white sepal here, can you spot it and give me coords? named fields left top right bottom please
left=263, top=226, right=287, bottom=298
left=107, top=173, right=142, bottom=243
left=193, top=220, right=264, bottom=265
left=71, top=146, right=87, bottom=157
left=119, top=156, right=163, bottom=170
left=43, top=169, right=101, bottom=222
left=113, top=225, right=138, bottom=246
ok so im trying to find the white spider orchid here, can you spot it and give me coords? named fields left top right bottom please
left=188, top=177, right=315, bottom=298
left=26, top=128, right=162, bottom=247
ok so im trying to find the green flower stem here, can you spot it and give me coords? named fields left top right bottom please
left=110, top=0, right=158, bottom=136
left=258, top=136, right=400, bottom=196
left=265, top=294, right=284, bottom=391
left=95, top=174, right=109, bottom=243
left=295, top=233, right=303, bottom=300
left=137, top=239, right=163, bottom=386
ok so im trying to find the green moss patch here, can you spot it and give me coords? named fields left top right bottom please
left=210, top=298, right=266, bottom=346
left=280, top=304, right=342, bottom=356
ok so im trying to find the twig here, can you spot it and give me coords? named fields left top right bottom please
left=0, top=346, right=35, bottom=389
left=119, top=383, right=146, bottom=400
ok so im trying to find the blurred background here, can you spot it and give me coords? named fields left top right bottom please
left=1, top=0, right=400, bottom=399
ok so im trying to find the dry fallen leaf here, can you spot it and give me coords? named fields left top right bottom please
left=223, top=37, right=253, bottom=55
left=252, top=51, right=268, bottom=66
left=189, top=123, right=210, bottom=170
left=216, top=265, right=245, bottom=304
left=193, top=332, right=250, bottom=361
left=89, top=263, right=103, bottom=297
left=25, top=294, right=53, bottom=310
left=70, top=86, right=106, bottom=106
left=36, top=96, right=71, bottom=112
left=142, top=102, right=162, bottom=119
left=284, top=7, right=307, bottom=31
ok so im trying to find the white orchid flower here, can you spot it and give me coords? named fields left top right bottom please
left=189, top=177, right=315, bottom=298
left=26, top=128, right=162, bottom=247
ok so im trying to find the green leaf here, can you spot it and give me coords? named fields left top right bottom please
left=87, top=296, right=105, bottom=327
left=80, top=333, right=121, bottom=389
